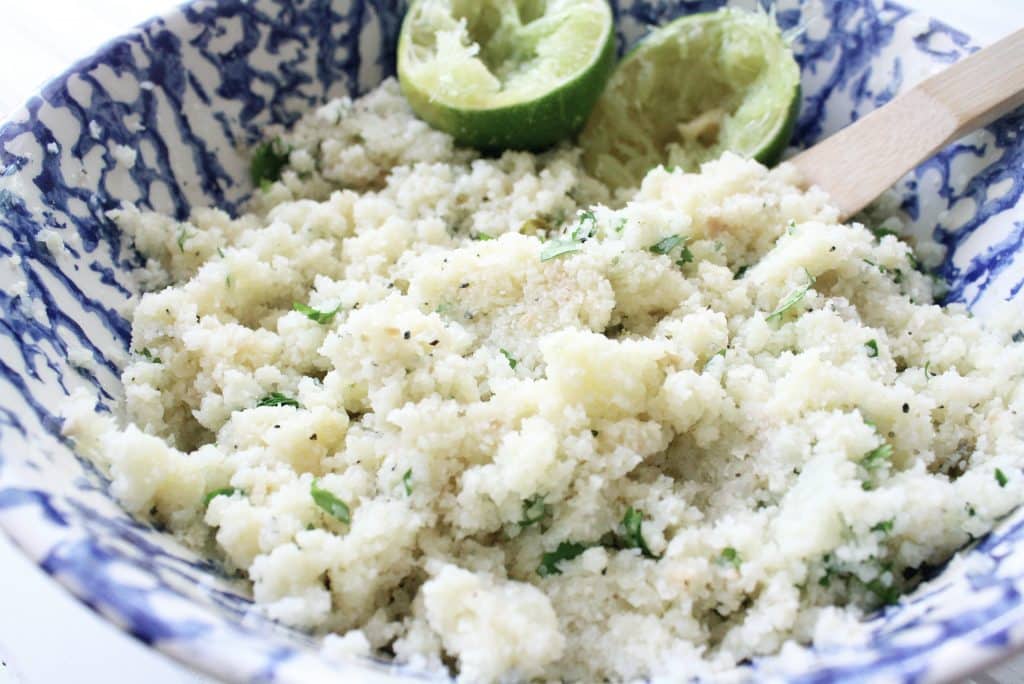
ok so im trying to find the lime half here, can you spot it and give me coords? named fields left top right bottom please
left=579, top=8, right=801, bottom=189
left=397, top=0, right=616, bottom=152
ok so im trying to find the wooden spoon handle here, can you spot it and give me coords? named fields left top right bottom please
left=789, top=27, right=1024, bottom=221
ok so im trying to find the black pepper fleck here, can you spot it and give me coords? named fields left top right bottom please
left=902, top=403, right=909, bottom=413
left=430, top=339, right=440, bottom=346
left=460, top=282, right=470, bottom=289
left=403, top=331, right=411, bottom=339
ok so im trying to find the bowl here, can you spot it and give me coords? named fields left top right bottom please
left=1, top=0, right=1023, bottom=681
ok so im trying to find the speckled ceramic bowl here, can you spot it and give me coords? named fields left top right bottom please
left=1, top=1, right=1023, bottom=681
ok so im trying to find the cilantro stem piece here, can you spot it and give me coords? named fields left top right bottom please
left=203, top=487, right=239, bottom=506
left=403, top=468, right=414, bottom=496
left=537, top=541, right=588, bottom=576
left=766, top=269, right=816, bottom=322
left=257, top=392, right=300, bottom=408
left=865, top=339, right=879, bottom=358
left=293, top=302, right=341, bottom=324
left=621, top=507, right=659, bottom=559
left=250, top=137, right=291, bottom=187
left=311, top=479, right=350, bottom=523
left=500, top=348, right=518, bottom=370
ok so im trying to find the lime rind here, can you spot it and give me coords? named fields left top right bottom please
left=579, top=8, right=802, bottom=189
left=398, top=0, right=616, bottom=152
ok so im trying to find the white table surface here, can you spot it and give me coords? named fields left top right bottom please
left=1, top=1, right=1023, bottom=683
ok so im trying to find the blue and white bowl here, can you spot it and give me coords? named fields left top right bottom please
left=1, top=1, right=1023, bottom=681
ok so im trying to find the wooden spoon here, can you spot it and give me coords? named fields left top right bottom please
left=789, top=27, right=1024, bottom=221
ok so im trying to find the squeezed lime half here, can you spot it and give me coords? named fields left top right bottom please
left=397, top=0, right=616, bottom=152
left=579, top=8, right=802, bottom=189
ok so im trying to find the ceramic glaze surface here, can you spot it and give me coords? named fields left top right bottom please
left=1, top=1, right=1023, bottom=681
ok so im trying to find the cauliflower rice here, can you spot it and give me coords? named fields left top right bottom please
left=65, top=79, right=1024, bottom=682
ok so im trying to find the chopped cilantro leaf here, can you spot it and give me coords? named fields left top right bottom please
left=293, top=301, right=341, bottom=324
left=872, top=226, right=898, bottom=240
left=621, top=507, right=659, bottom=559
left=203, top=487, right=239, bottom=506
left=250, top=137, right=290, bottom=187
left=472, top=231, right=495, bottom=241
left=734, top=265, right=750, bottom=280
left=572, top=210, right=597, bottom=240
left=865, top=577, right=900, bottom=606
left=540, top=239, right=582, bottom=261
left=871, top=519, right=894, bottom=534
left=139, top=348, right=162, bottom=364
left=861, top=443, right=894, bottom=470
left=311, top=479, right=350, bottom=523
left=519, top=494, right=550, bottom=528
left=176, top=224, right=192, bottom=253
left=996, top=468, right=1009, bottom=487
left=676, top=245, right=695, bottom=265
left=613, top=217, right=627, bottom=233
left=718, top=547, right=742, bottom=569
left=649, top=235, right=684, bottom=255
left=537, top=541, right=588, bottom=576
left=865, top=339, right=879, bottom=357
left=766, top=269, right=816, bottom=322
left=499, top=348, right=518, bottom=369
left=257, top=392, right=300, bottom=408
left=402, top=468, right=413, bottom=496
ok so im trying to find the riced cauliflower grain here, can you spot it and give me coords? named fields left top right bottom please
left=65, top=79, right=1024, bottom=682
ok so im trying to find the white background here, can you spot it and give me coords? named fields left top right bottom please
left=0, top=1, right=1022, bottom=683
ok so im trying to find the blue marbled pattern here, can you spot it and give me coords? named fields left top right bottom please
left=1, top=1, right=1023, bottom=682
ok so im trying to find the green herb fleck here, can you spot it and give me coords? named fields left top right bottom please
left=537, top=541, right=588, bottom=577
left=1013, top=330, right=1024, bottom=344
left=499, top=348, right=518, bottom=370
left=217, top=247, right=225, bottom=258
left=203, top=487, right=239, bottom=506
left=650, top=235, right=684, bottom=255
left=865, top=339, right=879, bottom=358
left=621, top=507, right=659, bottom=559
left=996, top=468, right=1009, bottom=487
left=250, top=137, right=290, bottom=187
left=614, top=217, right=627, bottom=233
left=861, top=443, right=894, bottom=470
left=139, top=348, right=162, bottom=364
left=519, top=494, right=550, bottom=528
left=734, top=265, right=749, bottom=280
left=718, top=547, right=742, bottom=569
left=311, top=479, right=350, bottom=523
left=766, top=269, right=816, bottom=322
left=293, top=302, right=341, bottom=324
left=924, top=361, right=934, bottom=380
left=872, top=226, right=898, bottom=240
left=871, top=519, right=894, bottom=534
left=256, top=392, right=300, bottom=408
left=574, top=210, right=597, bottom=239
left=402, top=468, right=413, bottom=496
left=472, top=231, right=495, bottom=241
